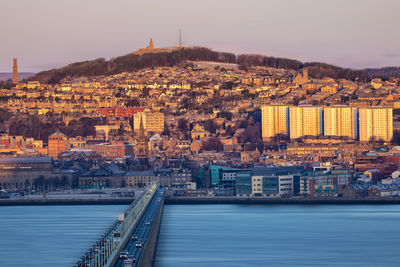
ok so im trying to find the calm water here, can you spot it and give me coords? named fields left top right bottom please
left=155, top=205, right=400, bottom=267
left=0, top=205, right=127, bottom=266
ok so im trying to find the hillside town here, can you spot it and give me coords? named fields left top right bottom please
left=1, top=45, right=400, bottom=199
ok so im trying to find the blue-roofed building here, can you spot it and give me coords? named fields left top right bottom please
left=209, top=165, right=235, bottom=187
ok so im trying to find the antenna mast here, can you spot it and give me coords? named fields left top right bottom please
left=179, top=29, right=182, bottom=47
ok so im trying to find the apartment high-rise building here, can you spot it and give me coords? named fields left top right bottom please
left=133, top=111, right=164, bottom=133
left=324, top=106, right=357, bottom=139
left=359, top=107, right=393, bottom=142
left=48, top=130, right=68, bottom=159
left=12, top=58, right=18, bottom=85
left=289, top=106, right=321, bottom=139
left=261, top=105, right=289, bottom=141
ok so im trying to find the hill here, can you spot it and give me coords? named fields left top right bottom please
left=28, top=47, right=399, bottom=84
left=29, top=47, right=236, bottom=84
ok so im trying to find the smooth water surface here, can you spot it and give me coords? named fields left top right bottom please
left=155, top=205, right=400, bottom=267
left=0, top=205, right=127, bottom=266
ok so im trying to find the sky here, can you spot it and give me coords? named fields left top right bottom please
left=1, top=0, right=399, bottom=72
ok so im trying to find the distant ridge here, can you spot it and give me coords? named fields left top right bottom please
left=28, top=47, right=400, bottom=84
left=365, top=67, right=400, bottom=80
left=0, top=72, right=35, bottom=82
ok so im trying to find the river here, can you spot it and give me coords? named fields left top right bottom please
left=154, top=204, right=400, bottom=266
left=1, top=204, right=399, bottom=266
left=0, top=205, right=127, bottom=266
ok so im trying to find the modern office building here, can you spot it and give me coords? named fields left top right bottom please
left=250, top=166, right=305, bottom=197
left=300, top=168, right=351, bottom=197
left=324, top=106, right=357, bottom=139
left=289, top=106, right=322, bottom=139
left=261, top=105, right=289, bottom=141
left=234, top=170, right=252, bottom=196
left=209, top=165, right=235, bottom=187
left=218, top=168, right=251, bottom=193
left=359, top=107, right=393, bottom=142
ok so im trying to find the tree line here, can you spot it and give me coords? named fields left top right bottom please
left=237, top=54, right=370, bottom=82
left=0, top=108, right=106, bottom=142
left=28, top=47, right=399, bottom=84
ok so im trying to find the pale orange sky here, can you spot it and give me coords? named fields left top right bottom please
left=1, top=0, right=399, bottom=72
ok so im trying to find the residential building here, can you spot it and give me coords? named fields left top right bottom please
left=133, top=111, right=164, bottom=133
left=95, top=125, right=120, bottom=140
left=324, top=106, right=357, bottom=139
left=289, top=106, right=322, bottom=139
left=359, top=107, right=393, bottom=142
left=125, top=170, right=156, bottom=188
left=171, top=168, right=193, bottom=186
left=86, top=143, right=133, bottom=159
left=48, top=130, right=68, bottom=160
left=261, top=105, right=289, bottom=141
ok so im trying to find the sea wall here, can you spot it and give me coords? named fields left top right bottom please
left=165, top=197, right=400, bottom=205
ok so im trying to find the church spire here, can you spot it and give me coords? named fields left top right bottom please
left=136, top=115, right=148, bottom=159
left=139, top=115, right=146, bottom=141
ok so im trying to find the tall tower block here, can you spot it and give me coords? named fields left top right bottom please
left=261, top=105, right=289, bottom=141
left=12, top=58, right=18, bottom=84
left=289, top=106, right=321, bottom=139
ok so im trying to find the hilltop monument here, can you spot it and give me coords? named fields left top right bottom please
left=132, top=33, right=185, bottom=55
left=147, top=38, right=155, bottom=49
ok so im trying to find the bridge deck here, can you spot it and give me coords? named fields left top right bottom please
left=114, top=188, right=164, bottom=267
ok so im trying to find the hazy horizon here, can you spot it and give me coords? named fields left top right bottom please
left=1, top=0, right=399, bottom=72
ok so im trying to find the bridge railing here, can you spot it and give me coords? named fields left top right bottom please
left=74, top=181, right=158, bottom=267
